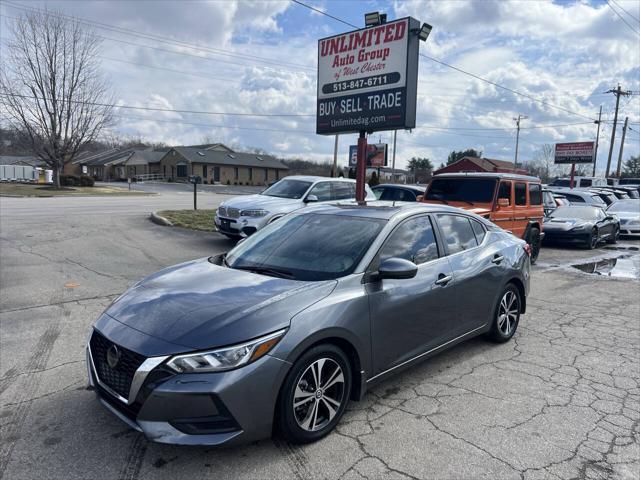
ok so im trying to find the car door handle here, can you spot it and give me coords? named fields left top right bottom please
left=435, top=274, right=452, bottom=286
left=491, top=255, right=504, bottom=265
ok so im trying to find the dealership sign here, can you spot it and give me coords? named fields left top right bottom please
left=554, top=142, right=595, bottom=164
left=316, top=17, right=420, bottom=135
left=348, top=143, right=388, bottom=167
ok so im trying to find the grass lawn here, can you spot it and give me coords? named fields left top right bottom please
left=158, top=209, right=217, bottom=232
left=0, top=183, right=152, bottom=197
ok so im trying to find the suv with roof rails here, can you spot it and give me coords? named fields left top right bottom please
left=422, top=173, right=544, bottom=263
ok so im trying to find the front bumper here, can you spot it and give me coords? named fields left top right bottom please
left=214, top=213, right=270, bottom=237
left=541, top=229, right=590, bottom=244
left=87, top=341, right=291, bottom=446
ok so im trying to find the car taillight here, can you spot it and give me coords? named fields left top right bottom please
left=523, top=244, right=532, bottom=257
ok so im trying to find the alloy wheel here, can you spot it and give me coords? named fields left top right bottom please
left=590, top=229, right=598, bottom=249
left=293, top=358, right=345, bottom=432
left=497, top=290, right=519, bottom=336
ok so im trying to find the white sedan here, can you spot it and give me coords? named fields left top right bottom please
left=608, top=199, right=640, bottom=236
left=214, top=176, right=376, bottom=238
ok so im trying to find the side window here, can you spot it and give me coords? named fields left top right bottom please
left=308, top=182, right=332, bottom=201
left=515, top=182, right=527, bottom=205
left=566, top=194, right=585, bottom=203
left=436, top=214, right=478, bottom=254
left=379, top=188, right=395, bottom=201
left=581, top=179, right=592, bottom=187
left=529, top=184, right=542, bottom=205
left=470, top=219, right=486, bottom=244
left=393, top=189, right=414, bottom=201
left=331, top=182, right=353, bottom=200
left=498, top=181, right=512, bottom=205
left=379, top=216, right=439, bottom=265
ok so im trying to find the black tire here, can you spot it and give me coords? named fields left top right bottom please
left=606, top=227, right=619, bottom=244
left=277, top=344, right=351, bottom=444
left=488, top=283, right=521, bottom=343
left=586, top=228, right=598, bottom=249
left=527, top=227, right=541, bottom=264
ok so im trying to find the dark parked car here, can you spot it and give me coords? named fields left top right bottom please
left=542, top=205, right=619, bottom=249
left=87, top=203, right=531, bottom=446
left=372, top=183, right=426, bottom=202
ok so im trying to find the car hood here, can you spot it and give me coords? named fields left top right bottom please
left=220, top=194, right=303, bottom=214
left=612, top=211, right=639, bottom=221
left=103, top=258, right=336, bottom=352
left=543, top=218, right=592, bottom=231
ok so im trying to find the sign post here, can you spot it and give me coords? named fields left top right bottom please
left=316, top=15, right=422, bottom=201
left=554, top=141, right=595, bottom=189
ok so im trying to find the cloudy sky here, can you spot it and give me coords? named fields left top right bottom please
left=1, top=0, right=639, bottom=172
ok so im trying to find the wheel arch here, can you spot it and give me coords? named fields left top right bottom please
left=507, top=277, right=527, bottom=314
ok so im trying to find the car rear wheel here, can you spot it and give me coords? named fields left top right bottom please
left=586, top=228, right=598, bottom=249
left=277, top=344, right=351, bottom=444
left=606, top=227, right=619, bottom=244
left=488, top=284, right=521, bottom=343
left=527, top=227, right=541, bottom=264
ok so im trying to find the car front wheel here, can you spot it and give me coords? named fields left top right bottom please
left=606, top=227, right=619, bottom=244
left=586, top=228, right=598, bottom=249
left=488, top=284, right=521, bottom=343
left=277, top=344, right=351, bottom=444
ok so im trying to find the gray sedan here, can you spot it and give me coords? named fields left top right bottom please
left=87, top=203, right=531, bottom=446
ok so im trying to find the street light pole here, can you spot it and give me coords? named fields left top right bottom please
left=391, top=130, right=397, bottom=184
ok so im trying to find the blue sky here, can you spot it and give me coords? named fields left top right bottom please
left=1, top=0, right=639, bottom=173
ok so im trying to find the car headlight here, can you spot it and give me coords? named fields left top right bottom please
left=240, top=209, right=268, bottom=217
left=166, top=329, right=286, bottom=373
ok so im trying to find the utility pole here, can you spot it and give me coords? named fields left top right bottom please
left=592, top=105, right=602, bottom=177
left=616, top=117, right=629, bottom=178
left=331, top=134, right=339, bottom=177
left=605, top=84, right=632, bottom=178
left=513, top=114, right=528, bottom=168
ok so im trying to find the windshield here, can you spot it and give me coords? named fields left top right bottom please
left=550, top=206, right=600, bottom=220
left=425, top=178, right=497, bottom=203
left=607, top=199, right=640, bottom=213
left=261, top=179, right=312, bottom=199
left=226, top=213, right=385, bottom=281
left=551, top=179, right=571, bottom=187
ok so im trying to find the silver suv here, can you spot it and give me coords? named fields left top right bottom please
left=214, top=176, right=376, bottom=238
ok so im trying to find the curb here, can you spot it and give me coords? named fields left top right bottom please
left=150, top=211, right=173, bottom=227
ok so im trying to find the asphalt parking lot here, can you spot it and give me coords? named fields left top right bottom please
left=1, top=193, right=638, bottom=480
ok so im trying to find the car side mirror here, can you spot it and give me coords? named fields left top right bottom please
left=497, top=198, right=510, bottom=208
left=304, top=194, right=319, bottom=203
left=378, top=258, right=418, bottom=280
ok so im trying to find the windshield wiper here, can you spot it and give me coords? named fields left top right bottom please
left=231, top=265, right=295, bottom=279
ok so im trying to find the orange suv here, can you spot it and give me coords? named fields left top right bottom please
left=421, top=173, right=544, bottom=262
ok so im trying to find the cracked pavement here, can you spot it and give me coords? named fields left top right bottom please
left=1, top=194, right=639, bottom=480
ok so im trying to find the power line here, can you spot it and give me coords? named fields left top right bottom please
left=606, top=1, right=640, bottom=35
left=291, top=0, right=358, bottom=29
left=610, top=0, right=640, bottom=22
left=418, top=122, right=593, bottom=131
left=290, top=0, right=597, bottom=122
left=3, top=1, right=315, bottom=72
left=0, top=92, right=314, bottom=117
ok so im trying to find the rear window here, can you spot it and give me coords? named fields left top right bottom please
left=426, top=178, right=496, bottom=203
left=436, top=214, right=478, bottom=254
left=581, top=179, right=592, bottom=187
left=551, top=179, right=571, bottom=187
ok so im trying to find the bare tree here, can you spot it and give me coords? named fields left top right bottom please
left=0, top=9, right=113, bottom=188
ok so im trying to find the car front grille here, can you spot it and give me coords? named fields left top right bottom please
left=90, top=330, right=146, bottom=401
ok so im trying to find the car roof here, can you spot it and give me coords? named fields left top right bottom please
left=547, top=188, right=594, bottom=197
left=281, top=175, right=355, bottom=183
left=432, top=172, right=541, bottom=182
left=301, top=201, right=473, bottom=220
left=374, top=184, right=426, bottom=192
